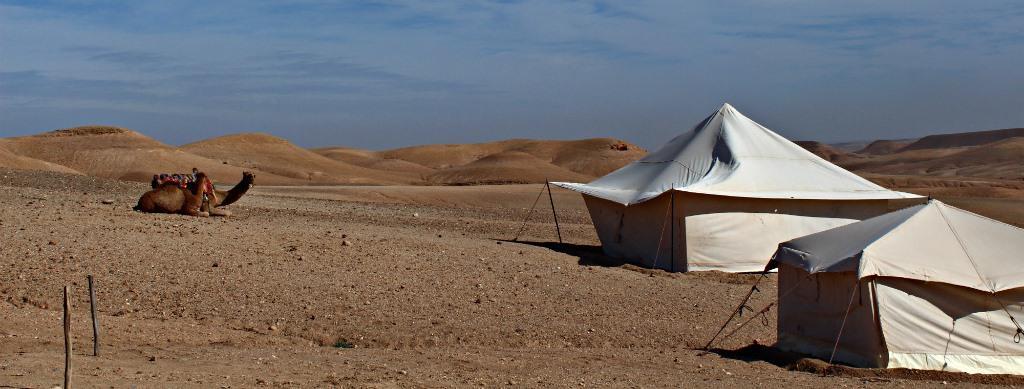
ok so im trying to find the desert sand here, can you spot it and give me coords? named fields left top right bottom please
left=3, top=168, right=1024, bottom=388
left=2, top=125, right=1024, bottom=387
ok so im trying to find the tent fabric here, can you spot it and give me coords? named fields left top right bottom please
left=776, top=266, right=886, bottom=367
left=777, top=265, right=1024, bottom=374
left=581, top=192, right=891, bottom=273
left=553, top=103, right=919, bottom=205
left=769, top=200, right=1024, bottom=292
left=875, top=278, right=1024, bottom=374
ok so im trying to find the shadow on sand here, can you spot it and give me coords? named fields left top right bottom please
left=498, top=240, right=628, bottom=268
left=705, top=344, right=1024, bottom=385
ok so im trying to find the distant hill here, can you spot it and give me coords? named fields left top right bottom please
left=317, top=138, right=645, bottom=185
left=424, top=151, right=592, bottom=185
left=855, top=139, right=916, bottom=155
left=376, top=138, right=646, bottom=178
left=899, top=128, right=1024, bottom=151
left=794, top=141, right=858, bottom=162
left=829, top=141, right=871, bottom=153
left=1, top=126, right=287, bottom=184
left=3, top=124, right=1022, bottom=194
left=182, top=133, right=418, bottom=185
left=0, top=139, right=81, bottom=174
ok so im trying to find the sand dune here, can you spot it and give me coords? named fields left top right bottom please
left=424, top=151, right=592, bottom=185
left=182, top=133, right=416, bottom=185
left=378, top=138, right=645, bottom=177
left=312, top=146, right=436, bottom=180
left=0, top=139, right=81, bottom=174
left=316, top=137, right=645, bottom=185
left=1, top=126, right=282, bottom=184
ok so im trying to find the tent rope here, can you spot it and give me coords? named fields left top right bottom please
left=702, top=271, right=768, bottom=350
left=703, top=273, right=808, bottom=351
left=936, top=205, right=1024, bottom=343
left=546, top=181, right=563, bottom=244
left=512, top=183, right=547, bottom=242
left=827, top=280, right=860, bottom=366
left=650, top=197, right=674, bottom=270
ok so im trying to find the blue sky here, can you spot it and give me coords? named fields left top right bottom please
left=1, top=0, right=1023, bottom=149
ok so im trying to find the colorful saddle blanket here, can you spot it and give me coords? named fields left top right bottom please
left=152, top=173, right=214, bottom=194
left=153, top=173, right=194, bottom=188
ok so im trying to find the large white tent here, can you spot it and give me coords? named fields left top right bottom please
left=554, top=103, right=920, bottom=272
left=769, top=200, right=1024, bottom=374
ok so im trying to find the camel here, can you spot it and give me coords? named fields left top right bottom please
left=134, top=172, right=215, bottom=217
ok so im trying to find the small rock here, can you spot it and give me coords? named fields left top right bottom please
left=341, top=234, right=347, bottom=238
left=269, top=325, right=278, bottom=331
left=48, top=241, right=56, bottom=246
left=399, top=370, right=408, bottom=375
left=412, top=213, right=419, bottom=217
left=101, top=199, right=114, bottom=205
left=342, top=240, right=352, bottom=246
left=148, top=356, right=156, bottom=362
left=212, top=262, right=219, bottom=267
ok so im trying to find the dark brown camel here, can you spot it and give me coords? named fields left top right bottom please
left=134, top=172, right=214, bottom=217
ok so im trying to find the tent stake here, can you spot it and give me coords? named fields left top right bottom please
left=63, top=285, right=72, bottom=389
left=88, top=275, right=100, bottom=357
left=546, top=181, right=563, bottom=244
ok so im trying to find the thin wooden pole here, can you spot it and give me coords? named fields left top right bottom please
left=670, top=191, right=676, bottom=272
left=63, top=285, right=72, bottom=389
left=88, top=275, right=99, bottom=357
left=545, top=181, right=563, bottom=244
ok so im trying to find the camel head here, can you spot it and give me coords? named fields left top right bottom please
left=242, top=171, right=255, bottom=189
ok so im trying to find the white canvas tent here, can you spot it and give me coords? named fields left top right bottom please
left=553, top=103, right=920, bottom=272
left=769, top=200, right=1024, bottom=374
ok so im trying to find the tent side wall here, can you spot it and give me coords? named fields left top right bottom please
left=582, top=193, right=682, bottom=271
left=682, top=193, right=890, bottom=272
left=777, top=265, right=887, bottom=367
left=874, top=278, right=1024, bottom=374
left=583, top=192, right=894, bottom=273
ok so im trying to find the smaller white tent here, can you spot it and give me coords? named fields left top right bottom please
left=768, top=200, right=1024, bottom=374
left=554, top=103, right=919, bottom=272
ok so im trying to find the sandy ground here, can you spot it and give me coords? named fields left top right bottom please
left=2, top=169, right=1023, bottom=388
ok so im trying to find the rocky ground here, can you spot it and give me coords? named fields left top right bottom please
left=1, top=168, right=1021, bottom=388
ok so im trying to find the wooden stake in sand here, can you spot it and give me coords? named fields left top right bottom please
left=88, top=275, right=99, bottom=357
left=545, top=180, right=563, bottom=244
left=63, top=285, right=72, bottom=389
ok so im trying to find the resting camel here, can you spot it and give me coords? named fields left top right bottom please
left=135, top=172, right=215, bottom=217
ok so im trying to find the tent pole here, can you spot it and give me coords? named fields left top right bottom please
left=546, top=180, right=563, bottom=244
left=670, top=191, right=676, bottom=272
